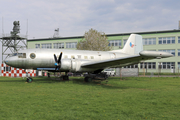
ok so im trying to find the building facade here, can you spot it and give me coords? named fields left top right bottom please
left=27, top=30, right=180, bottom=73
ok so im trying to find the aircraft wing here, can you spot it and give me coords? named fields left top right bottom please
left=81, top=51, right=173, bottom=69
left=81, top=55, right=144, bottom=69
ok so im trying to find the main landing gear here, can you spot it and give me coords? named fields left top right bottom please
left=60, top=75, right=69, bottom=80
left=50, top=72, right=69, bottom=81
left=84, top=72, right=108, bottom=82
left=27, top=77, right=33, bottom=83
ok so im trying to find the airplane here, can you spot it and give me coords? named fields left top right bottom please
left=4, top=34, right=173, bottom=82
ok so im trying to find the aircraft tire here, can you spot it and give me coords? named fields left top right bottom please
left=84, top=77, right=88, bottom=82
left=63, top=75, right=69, bottom=80
left=88, top=77, right=92, bottom=82
left=84, top=77, right=92, bottom=82
left=27, top=77, right=33, bottom=83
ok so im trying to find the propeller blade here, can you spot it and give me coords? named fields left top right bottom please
left=54, top=54, right=58, bottom=63
left=57, top=52, right=62, bottom=64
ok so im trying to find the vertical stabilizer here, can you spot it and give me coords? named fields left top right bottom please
left=122, top=34, right=143, bottom=55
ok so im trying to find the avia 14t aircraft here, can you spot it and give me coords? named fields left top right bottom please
left=4, top=34, right=173, bottom=82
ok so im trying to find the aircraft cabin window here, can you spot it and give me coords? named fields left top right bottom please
left=77, top=55, right=81, bottom=59
left=64, top=55, right=68, bottom=58
left=71, top=56, right=75, bottom=59
left=30, top=53, right=36, bottom=59
left=84, top=56, right=88, bottom=59
left=91, top=56, right=94, bottom=59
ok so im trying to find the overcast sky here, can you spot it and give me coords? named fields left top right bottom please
left=1, top=0, right=180, bottom=63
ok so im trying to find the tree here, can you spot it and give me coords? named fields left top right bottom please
left=76, top=28, right=111, bottom=51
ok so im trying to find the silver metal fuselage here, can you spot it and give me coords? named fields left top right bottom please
left=5, top=49, right=136, bottom=72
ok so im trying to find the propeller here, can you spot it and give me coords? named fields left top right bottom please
left=54, top=52, right=62, bottom=71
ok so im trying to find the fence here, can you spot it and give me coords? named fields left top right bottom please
left=119, top=68, right=139, bottom=77
left=1, top=63, right=36, bottom=77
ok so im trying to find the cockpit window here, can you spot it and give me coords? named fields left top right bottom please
left=18, top=53, right=26, bottom=58
left=10, top=53, right=26, bottom=58
left=11, top=53, right=18, bottom=56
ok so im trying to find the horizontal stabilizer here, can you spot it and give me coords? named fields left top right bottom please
left=139, top=51, right=174, bottom=58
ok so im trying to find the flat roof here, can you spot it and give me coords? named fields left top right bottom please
left=28, top=29, right=180, bottom=41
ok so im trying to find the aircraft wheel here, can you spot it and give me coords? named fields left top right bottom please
left=27, top=77, right=33, bottom=83
left=48, top=73, right=50, bottom=78
left=84, top=77, right=92, bottom=82
left=84, top=77, right=88, bottom=82
left=87, top=77, right=92, bottom=82
left=64, top=76, right=69, bottom=80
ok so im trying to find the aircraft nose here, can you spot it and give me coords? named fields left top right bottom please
left=4, top=57, right=15, bottom=67
left=4, top=57, right=10, bottom=65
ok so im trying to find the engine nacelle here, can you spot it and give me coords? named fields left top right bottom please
left=60, top=59, right=96, bottom=72
left=60, top=59, right=82, bottom=72
left=60, top=59, right=71, bottom=71
left=71, top=59, right=81, bottom=72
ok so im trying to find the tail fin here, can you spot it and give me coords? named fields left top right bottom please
left=122, top=34, right=143, bottom=55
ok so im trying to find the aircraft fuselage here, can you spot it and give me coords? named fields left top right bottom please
left=5, top=49, right=132, bottom=72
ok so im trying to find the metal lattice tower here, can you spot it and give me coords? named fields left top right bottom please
left=53, top=28, right=59, bottom=38
left=0, top=21, right=27, bottom=62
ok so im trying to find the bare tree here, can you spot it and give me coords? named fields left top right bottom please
left=77, top=28, right=111, bottom=51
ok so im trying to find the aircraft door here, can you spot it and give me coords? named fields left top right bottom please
left=98, top=52, right=101, bottom=60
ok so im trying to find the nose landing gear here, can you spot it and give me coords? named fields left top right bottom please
left=27, top=77, right=33, bottom=83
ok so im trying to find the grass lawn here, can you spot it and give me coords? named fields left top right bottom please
left=0, top=76, right=180, bottom=120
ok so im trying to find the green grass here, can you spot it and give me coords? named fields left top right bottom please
left=139, top=72, right=180, bottom=75
left=0, top=76, right=180, bottom=120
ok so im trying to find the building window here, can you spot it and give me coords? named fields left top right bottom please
left=143, top=38, right=156, bottom=45
left=109, top=40, right=121, bottom=46
left=35, top=44, right=40, bottom=48
left=124, top=64, right=138, bottom=68
left=53, top=43, right=64, bottom=49
left=146, top=50, right=156, bottom=51
left=162, top=62, right=175, bottom=69
left=159, top=49, right=175, bottom=56
left=66, top=42, right=77, bottom=48
left=178, top=62, right=180, bottom=69
left=178, top=49, right=180, bottom=56
left=158, top=37, right=175, bottom=44
left=41, top=43, right=52, bottom=49
left=178, top=37, right=180, bottom=43
left=4, top=66, right=11, bottom=72
left=123, top=39, right=127, bottom=46
left=140, top=62, right=156, bottom=69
